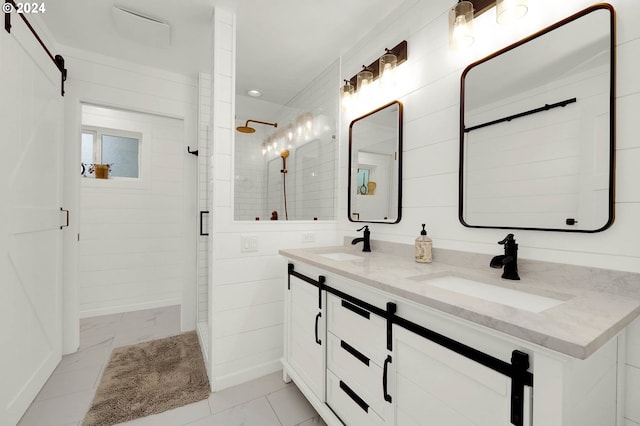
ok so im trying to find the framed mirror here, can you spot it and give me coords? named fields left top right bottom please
left=459, top=4, right=615, bottom=232
left=349, top=100, right=403, bottom=223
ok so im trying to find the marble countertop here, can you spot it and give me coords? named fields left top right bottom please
left=280, top=241, right=640, bottom=359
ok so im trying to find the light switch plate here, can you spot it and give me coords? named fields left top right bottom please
left=302, top=232, right=316, bottom=243
left=241, top=235, right=258, bottom=252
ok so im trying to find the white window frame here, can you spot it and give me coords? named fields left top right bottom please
left=81, top=125, right=150, bottom=189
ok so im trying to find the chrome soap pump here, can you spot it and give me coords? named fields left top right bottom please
left=415, top=224, right=432, bottom=263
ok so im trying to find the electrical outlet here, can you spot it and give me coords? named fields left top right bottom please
left=302, top=232, right=316, bottom=243
left=241, top=235, right=258, bottom=252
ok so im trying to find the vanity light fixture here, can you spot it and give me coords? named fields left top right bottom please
left=449, top=1, right=475, bottom=50
left=356, top=66, right=374, bottom=92
left=496, top=0, right=528, bottom=24
left=340, top=80, right=355, bottom=111
left=379, top=49, right=398, bottom=89
left=448, top=0, right=529, bottom=50
left=340, top=40, right=408, bottom=108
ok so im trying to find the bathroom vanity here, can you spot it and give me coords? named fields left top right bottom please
left=280, top=242, right=640, bottom=426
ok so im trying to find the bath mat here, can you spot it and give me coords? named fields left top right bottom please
left=83, top=331, right=210, bottom=426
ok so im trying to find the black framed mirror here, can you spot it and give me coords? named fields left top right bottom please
left=459, top=4, right=615, bottom=232
left=349, top=100, right=403, bottom=223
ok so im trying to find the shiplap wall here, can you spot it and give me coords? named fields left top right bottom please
left=336, top=0, right=640, bottom=423
left=206, top=8, right=340, bottom=391
left=61, top=46, right=198, bottom=325
left=196, top=72, right=211, bottom=367
left=79, top=105, right=186, bottom=317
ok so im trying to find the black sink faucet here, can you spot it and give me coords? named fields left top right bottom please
left=351, top=225, right=371, bottom=252
left=490, top=233, right=520, bottom=280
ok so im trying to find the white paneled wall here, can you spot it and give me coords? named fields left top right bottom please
left=206, top=8, right=340, bottom=391
left=336, top=0, right=640, bottom=422
left=197, top=73, right=211, bottom=365
left=79, top=105, right=186, bottom=317
left=61, top=46, right=198, bottom=326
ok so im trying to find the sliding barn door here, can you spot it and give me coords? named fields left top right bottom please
left=0, top=20, right=65, bottom=425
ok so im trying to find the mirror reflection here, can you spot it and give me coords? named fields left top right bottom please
left=349, top=100, right=403, bottom=223
left=234, top=62, right=338, bottom=221
left=460, top=4, right=614, bottom=232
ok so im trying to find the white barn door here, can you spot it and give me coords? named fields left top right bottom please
left=0, top=20, right=64, bottom=425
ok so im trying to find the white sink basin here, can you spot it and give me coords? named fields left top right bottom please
left=418, top=275, right=564, bottom=313
left=319, top=252, right=363, bottom=261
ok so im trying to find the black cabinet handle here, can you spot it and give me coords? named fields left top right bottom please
left=340, top=340, right=369, bottom=366
left=383, top=355, right=392, bottom=403
left=314, top=312, right=322, bottom=345
left=341, top=300, right=370, bottom=319
left=59, top=207, right=69, bottom=230
left=199, top=210, right=209, bottom=236
left=339, top=380, right=369, bottom=413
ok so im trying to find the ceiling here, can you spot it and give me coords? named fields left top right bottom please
left=40, top=0, right=408, bottom=105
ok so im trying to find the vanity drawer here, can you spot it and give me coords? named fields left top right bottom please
left=327, top=332, right=385, bottom=417
left=327, top=370, right=383, bottom=426
left=327, top=293, right=387, bottom=363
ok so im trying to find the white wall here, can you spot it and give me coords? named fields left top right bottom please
left=338, top=0, right=640, bottom=272
left=336, top=0, right=640, bottom=423
left=206, top=8, right=339, bottom=391
left=61, top=45, right=198, bottom=334
left=79, top=105, right=187, bottom=318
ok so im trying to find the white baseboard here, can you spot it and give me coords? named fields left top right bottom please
left=79, top=298, right=181, bottom=319
left=212, top=359, right=283, bottom=392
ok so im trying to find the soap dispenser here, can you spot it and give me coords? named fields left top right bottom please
left=415, top=224, right=432, bottom=263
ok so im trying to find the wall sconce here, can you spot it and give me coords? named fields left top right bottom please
left=340, top=40, right=408, bottom=108
left=379, top=49, right=398, bottom=89
left=448, top=0, right=529, bottom=50
left=340, top=80, right=355, bottom=111
left=496, top=0, right=528, bottom=24
left=449, top=1, right=475, bottom=50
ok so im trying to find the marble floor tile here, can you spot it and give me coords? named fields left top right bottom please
left=34, top=364, right=102, bottom=401
left=121, top=399, right=211, bottom=426
left=295, top=416, right=327, bottom=426
left=189, top=397, right=281, bottom=426
left=267, top=385, right=318, bottom=426
left=19, top=305, right=324, bottom=426
left=208, top=371, right=290, bottom=415
left=18, top=391, right=94, bottom=426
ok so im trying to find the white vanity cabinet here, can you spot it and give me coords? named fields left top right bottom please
left=284, top=265, right=325, bottom=401
left=325, top=293, right=393, bottom=425
left=282, top=260, right=622, bottom=426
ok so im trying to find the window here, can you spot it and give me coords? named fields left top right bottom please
left=82, top=127, right=141, bottom=178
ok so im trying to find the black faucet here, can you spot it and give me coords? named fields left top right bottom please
left=351, top=225, right=371, bottom=252
left=490, top=233, right=520, bottom=280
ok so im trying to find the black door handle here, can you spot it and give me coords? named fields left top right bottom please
left=199, top=210, right=209, bottom=236
left=314, top=312, right=322, bottom=345
left=383, top=355, right=392, bottom=403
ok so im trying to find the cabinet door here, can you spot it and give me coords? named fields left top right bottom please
left=288, top=275, right=324, bottom=400
left=394, top=326, right=531, bottom=426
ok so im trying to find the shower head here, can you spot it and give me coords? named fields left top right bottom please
left=280, top=149, right=290, bottom=159
left=236, top=119, right=278, bottom=134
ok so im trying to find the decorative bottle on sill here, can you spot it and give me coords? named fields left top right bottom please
left=415, top=224, right=432, bottom=263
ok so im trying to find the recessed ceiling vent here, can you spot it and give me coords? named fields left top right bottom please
left=112, top=6, right=171, bottom=48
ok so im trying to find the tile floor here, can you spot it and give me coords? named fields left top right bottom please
left=18, top=305, right=326, bottom=426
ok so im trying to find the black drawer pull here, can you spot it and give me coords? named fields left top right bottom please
left=314, top=312, right=322, bottom=345
left=339, top=380, right=369, bottom=413
left=383, top=355, right=392, bottom=403
left=341, top=300, right=370, bottom=320
left=340, top=340, right=369, bottom=366
left=199, top=210, right=209, bottom=236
